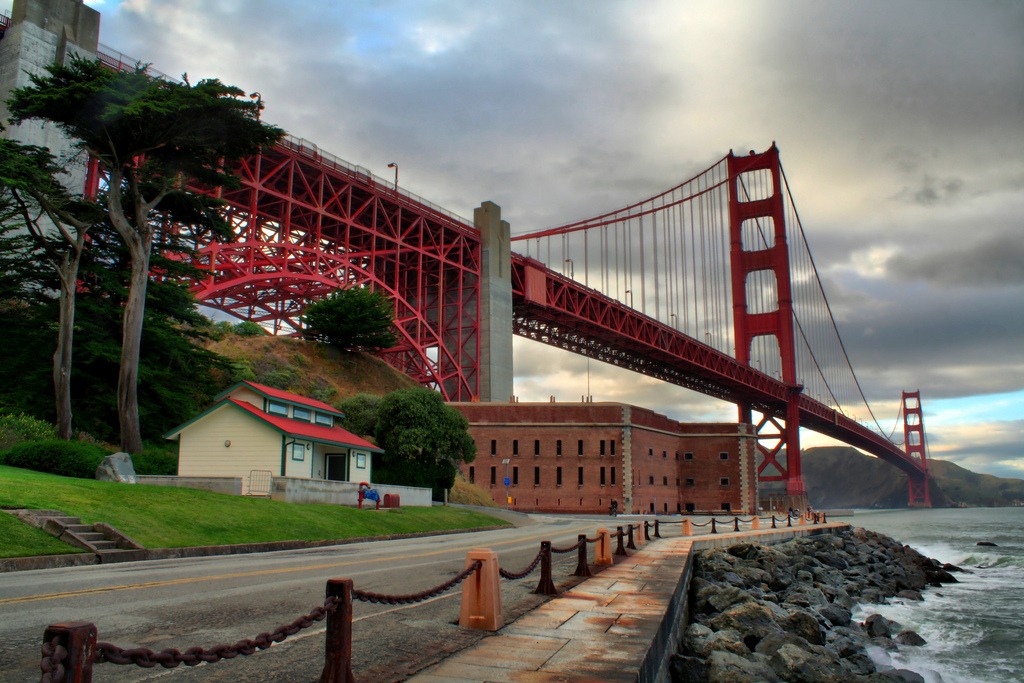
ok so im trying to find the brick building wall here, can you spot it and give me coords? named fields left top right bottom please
left=450, top=402, right=758, bottom=515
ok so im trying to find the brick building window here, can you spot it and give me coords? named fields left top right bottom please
left=512, top=466, right=519, bottom=486
left=720, top=477, right=730, bottom=486
left=600, top=440, right=606, bottom=456
left=512, top=440, right=519, bottom=456
left=578, top=439, right=584, bottom=456
left=648, top=447, right=653, bottom=456
left=685, top=477, right=695, bottom=486
left=556, top=440, right=563, bottom=456
left=490, top=467, right=496, bottom=486
left=490, top=440, right=496, bottom=456
left=719, top=451, right=729, bottom=460
left=684, top=452, right=694, bottom=461
left=469, top=466, right=475, bottom=484
left=600, top=467, right=606, bottom=486
left=662, top=450, right=667, bottom=459
left=611, top=467, right=617, bottom=485
left=534, top=439, right=541, bottom=456
left=663, top=476, right=668, bottom=485
left=556, top=466, right=563, bottom=486
left=578, top=466, right=584, bottom=486
left=648, top=475, right=654, bottom=485
left=675, top=451, right=680, bottom=460
left=534, top=466, right=540, bottom=485
left=611, top=440, right=616, bottom=456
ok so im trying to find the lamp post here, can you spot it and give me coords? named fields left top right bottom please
left=501, top=458, right=511, bottom=508
left=387, top=162, right=398, bottom=189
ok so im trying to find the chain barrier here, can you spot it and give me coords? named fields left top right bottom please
left=499, top=547, right=544, bottom=580
left=95, top=596, right=339, bottom=669
left=550, top=538, right=585, bottom=554
left=352, top=560, right=482, bottom=605
left=40, top=636, right=65, bottom=683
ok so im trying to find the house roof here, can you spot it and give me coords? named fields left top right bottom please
left=165, top=398, right=381, bottom=452
left=214, top=380, right=344, bottom=417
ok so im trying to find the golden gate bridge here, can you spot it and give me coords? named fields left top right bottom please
left=0, top=5, right=930, bottom=507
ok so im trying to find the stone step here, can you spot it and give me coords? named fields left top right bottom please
left=97, top=549, right=148, bottom=563
left=64, top=524, right=95, bottom=534
left=74, top=531, right=107, bottom=542
left=89, top=540, right=118, bottom=551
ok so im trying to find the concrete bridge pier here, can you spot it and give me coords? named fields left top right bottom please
left=475, top=201, right=513, bottom=403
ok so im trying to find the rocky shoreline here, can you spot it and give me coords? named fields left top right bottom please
left=671, top=527, right=963, bottom=682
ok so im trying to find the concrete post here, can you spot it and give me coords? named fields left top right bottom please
left=474, top=201, right=513, bottom=402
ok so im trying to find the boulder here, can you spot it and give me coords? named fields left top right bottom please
left=781, top=610, right=823, bottom=645
left=817, top=603, right=852, bottom=627
left=864, top=614, right=892, bottom=638
left=976, top=541, right=998, bottom=547
left=706, top=650, right=779, bottom=683
left=707, top=601, right=785, bottom=641
left=894, top=629, right=927, bottom=646
left=95, top=452, right=137, bottom=484
left=769, top=643, right=843, bottom=683
left=668, top=654, right=707, bottom=683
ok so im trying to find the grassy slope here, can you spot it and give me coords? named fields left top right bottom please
left=0, top=466, right=508, bottom=558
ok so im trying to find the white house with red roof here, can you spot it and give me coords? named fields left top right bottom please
left=165, top=381, right=382, bottom=495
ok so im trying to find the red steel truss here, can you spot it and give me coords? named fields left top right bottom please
left=190, top=138, right=482, bottom=401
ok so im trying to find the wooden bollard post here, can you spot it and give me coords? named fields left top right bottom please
left=615, top=526, right=628, bottom=556
left=710, top=518, right=718, bottom=534
left=41, top=622, right=96, bottom=683
left=787, top=514, right=793, bottom=527
left=626, top=524, right=637, bottom=550
left=771, top=515, right=778, bottom=529
left=574, top=534, right=592, bottom=577
left=596, top=528, right=613, bottom=565
left=459, top=549, right=503, bottom=631
left=752, top=516, right=760, bottom=530
left=733, top=517, right=740, bottom=532
left=654, top=520, right=662, bottom=538
left=533, top=541, right=557, bottom=596
left=643, top=520, right=651, bottom=541
left=320, top=579, right=354, bottom=683
left=822, top=512, right=828, bottom=523
left=683, top=518, right=693, bottom=536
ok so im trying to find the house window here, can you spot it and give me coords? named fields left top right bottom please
left=513, top=439, right=519, bottom=456
left=490, top=440, right=497, bottom=456
left=577, top=466, right=584, bottom=486
left=720, top=477, right=730, bottom=486
left=268, top=400, right=288, bottom=416
left=610, top=440, right=616, bottom=456
left=534, top=467, right=540, bottom=485
left=512, top=466, right=519, bottom=486
left=534, top=439, right=541, bottom=456
left=611, top=467, right=616, bottom=485
left=556, top=440, right=563, bottom=456
left=355, top=453, right=366, bottom=468
left=600, top=440, right=606, bottom=456
left=685, top=478, right=695, bottom=486
left=292, top=407, right=311, bottom=422
left=577, top=439, right=584, bottom=456
left=469, top=466, right=475, bottom=484
left=314, top=412, right=333, bottom=426
left=490, top=466, right=497, bottom=486
left=720, top=452, right=729, bottom=460
left=289, top=442, right=305, bottom=461
left=556, top=466, right=563, bottom=486
left=600, top=467, right=606, bottom=486
left=684, top=451, right=694, bottom=461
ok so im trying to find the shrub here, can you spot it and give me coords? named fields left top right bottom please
left=0, top=413, right=57, bottom=451
left=132, top=443, right=179, bottom=475
left=0, top=440, right=109, bottom=479
left=233, top=321, right=265, bottom=337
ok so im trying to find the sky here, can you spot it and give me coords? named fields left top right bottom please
left=7, top=0, right=1021, bottom=479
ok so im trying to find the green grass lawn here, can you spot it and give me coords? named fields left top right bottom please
left=0, top=465, right=509, bottom=558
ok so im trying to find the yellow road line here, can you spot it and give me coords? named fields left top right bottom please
left=0, top=526, right=594, bottom=606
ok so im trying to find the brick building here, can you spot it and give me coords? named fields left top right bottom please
left=450, top=402, right=758, bottom=515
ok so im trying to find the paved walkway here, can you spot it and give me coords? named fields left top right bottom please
left=409, top=522, right=849, bottom=683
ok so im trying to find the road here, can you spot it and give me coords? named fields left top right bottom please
left=0, top=513, right=624, bottom=682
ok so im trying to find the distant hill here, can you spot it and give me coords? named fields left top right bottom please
left=800, top=446, right=1024, bottom=509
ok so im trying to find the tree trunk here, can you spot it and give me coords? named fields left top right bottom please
left=118, top=232, right=152, bottom=454
left=53, top=253, right=79, bottom=440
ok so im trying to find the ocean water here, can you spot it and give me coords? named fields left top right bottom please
left=838, top=507, right=1024, bottom=683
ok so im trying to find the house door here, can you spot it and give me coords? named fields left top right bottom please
left=326, top=453, right=348, bottom=481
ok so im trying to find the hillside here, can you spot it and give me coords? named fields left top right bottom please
left=206, top=334, right=420, bottom=406
left=801, top=446, right=1024, bottom=509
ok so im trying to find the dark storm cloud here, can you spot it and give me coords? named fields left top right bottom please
left=888, top=235, right=1024, bottom=287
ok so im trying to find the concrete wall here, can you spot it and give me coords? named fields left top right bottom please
left=137, top=475, right=243, bottom=496
left=269, top=476, right=432, bottom=507
left=0, top=0, right=99, bottom=192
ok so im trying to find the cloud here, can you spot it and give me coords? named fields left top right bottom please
left=887, top=234, right=1024, bottom=287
